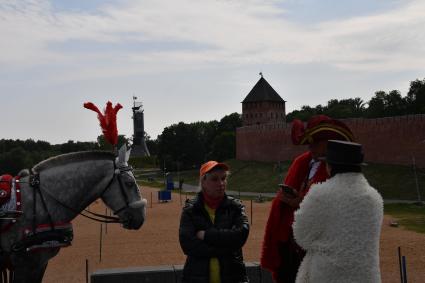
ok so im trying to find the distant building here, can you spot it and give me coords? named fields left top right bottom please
left=131, top=97, right=150, bottom=157
left=242, top=73, right=286, bottom=126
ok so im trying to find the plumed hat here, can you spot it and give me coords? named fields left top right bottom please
left=291, top=115, right=354, bottom=145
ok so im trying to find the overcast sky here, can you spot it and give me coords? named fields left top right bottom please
left=1, top=0, right=424, bottom=144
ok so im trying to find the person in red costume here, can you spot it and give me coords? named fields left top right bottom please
left=260, top=115, right=355, bottom=283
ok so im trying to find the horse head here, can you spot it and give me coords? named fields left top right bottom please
left=101, top=145, right=147, bottom=229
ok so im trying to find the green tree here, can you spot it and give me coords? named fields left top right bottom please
left=0, top=147, right=31, bottom=175
left=158, top=122, right=204, bottom=170
left=97, top=135, right=128, bottom=151
left=406, top=78, right=425, bottom=114
left=286, top=105, right=319, bottom=121
left=59, top=140, right=99, bottom=153
left=210, top=131, right=236, bottom=161
left=157, top=121, right=219, bottom=170
left=366, top=91, right=387, bottom=118
left=325, top=99, right=351, bottom=118
left=366, top=90, right=408, bottom=118
left=218, top=113, right=242, bottom=132
left=385, top=90, right=406, bottom=116
left=322, top=98, right=365, bottom=118
left=145, top=133, right=158, bottom=156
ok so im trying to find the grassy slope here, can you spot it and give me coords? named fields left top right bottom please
left=362, top=163, right=425, bottom=200
left=172, top=159, right=425, bottom=200
left=384, top=203, right=425, bottom=234
left=137, top=160, right=425, bottom=233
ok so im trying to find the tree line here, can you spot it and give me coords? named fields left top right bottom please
left=0, top=113, right=241, bottom=174
left=151, top=112, right=241, bottom=171
left=286, top=78, right=425, bottom=121
left=0, top=136, right=128, bottom=175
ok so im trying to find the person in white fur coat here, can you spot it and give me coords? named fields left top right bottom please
left=293, top=140, right=383, bottom=283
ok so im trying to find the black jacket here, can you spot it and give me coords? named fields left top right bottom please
left=179, top=193, right=250, bottom=283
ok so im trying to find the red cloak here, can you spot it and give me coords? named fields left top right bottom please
left=260, top=151, right=329, bottom=280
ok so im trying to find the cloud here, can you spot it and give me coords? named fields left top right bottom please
left=314, top=0, right=425, bottom=70
left=0, top=0, right=424, bottom=80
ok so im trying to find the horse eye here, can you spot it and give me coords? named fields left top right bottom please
left=125, top=181, right=134, bottom=187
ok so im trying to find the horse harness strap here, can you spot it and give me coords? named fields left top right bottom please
left=12, top=223, right=73, bottom=253
left=0, top=176, right=23, bottom=233
left=114, top=164, right=132, bottom=214
left=30, top=172, right=55, bottom=233
left=8, top=172, right=74, bottom=253
left=28, top=161, right=129, bottom=224
left=82, top=163, right=132, bottom=219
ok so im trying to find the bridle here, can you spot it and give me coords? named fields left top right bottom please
left=29, top=160, right=139, bottom=227
left=110, top=164, right=134, bottom=215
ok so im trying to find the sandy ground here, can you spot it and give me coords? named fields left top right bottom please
left=42, top=186, right=425, bottom=283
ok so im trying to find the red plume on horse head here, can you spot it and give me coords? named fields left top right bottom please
left=83, top=101, right=123, bottom=146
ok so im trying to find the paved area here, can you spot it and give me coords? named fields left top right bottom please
left=174, top=182, right=423, bottom=203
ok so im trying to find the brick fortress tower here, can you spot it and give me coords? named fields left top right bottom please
left=242, top=73, right=286, bottom=126
left=130, top=96, right=150, bottom=157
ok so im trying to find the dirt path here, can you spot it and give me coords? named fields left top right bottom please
left=42, top=186, right=425, bottom=283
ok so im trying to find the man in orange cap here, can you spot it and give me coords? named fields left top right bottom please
left=179, top=161, right=250, bottom=283
left=260, top=115, right=354, bottom=283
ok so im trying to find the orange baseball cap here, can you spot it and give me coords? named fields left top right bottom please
left=199, top=161, right=229, bottom=177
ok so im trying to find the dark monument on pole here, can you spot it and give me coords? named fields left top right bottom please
left=131, top=96, right=150, bottom=157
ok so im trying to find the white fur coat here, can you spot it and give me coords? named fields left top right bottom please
left=293, top=173, right=383, bottom=283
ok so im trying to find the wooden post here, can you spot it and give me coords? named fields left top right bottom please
left=250, top=199, right=253, bottom=226
left=402, top=256, right=407, bottom=283
left=99, top=224, right=103, bottom=262
left=85, top=259, right=89, bottom=283
left=398, top=246, right=403, bottom=283
left=105, top=208, right=108, bottom=235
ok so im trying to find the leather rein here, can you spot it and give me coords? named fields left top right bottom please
left=28, top=161, right=134, bottom=227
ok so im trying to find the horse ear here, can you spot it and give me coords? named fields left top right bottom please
left=125, top=148, right=132, bottom=163
left=117, top=144, right=127, bottom=165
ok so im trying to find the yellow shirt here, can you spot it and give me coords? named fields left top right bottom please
left=204, top=204, right=221, bottom=283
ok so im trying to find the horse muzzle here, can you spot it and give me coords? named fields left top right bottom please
left=119, top=200, right=146, bottom=229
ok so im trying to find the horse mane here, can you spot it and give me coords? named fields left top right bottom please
left=32, top=151, right=115, bottom=173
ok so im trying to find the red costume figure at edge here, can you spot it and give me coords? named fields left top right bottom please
left=260, top=115, right=355, bottom=283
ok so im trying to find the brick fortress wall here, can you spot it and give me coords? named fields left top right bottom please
left=236, top=114, right=425, bottom=168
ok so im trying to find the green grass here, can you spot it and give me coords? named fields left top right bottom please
left=174, top=170, right=200, bottom=185
left=137, top=180, right=164, bottom=189
left=177, top=159, right=291, bottom=194
left=169, top=159, right=425, bottom=200
left=137, top=161, right=425, bottom=234
left=384, top=203, right=425, bottom=234
left=363, top=163, right=425, bottom=200
left=226, top=159, right=291, bottom=193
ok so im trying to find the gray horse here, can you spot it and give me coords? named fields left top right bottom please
left=0, top=145, right=146, bottom=283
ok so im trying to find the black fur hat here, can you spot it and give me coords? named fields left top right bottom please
left=326, top=140, right=366, bottom=165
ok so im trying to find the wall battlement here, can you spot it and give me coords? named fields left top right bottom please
left=236, top=114, right=425, bottom=168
